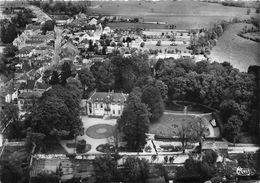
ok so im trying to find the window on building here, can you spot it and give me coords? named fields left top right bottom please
left=118, top=110, right=121, bottom=115
left=113, top=110, right=115, bottom=114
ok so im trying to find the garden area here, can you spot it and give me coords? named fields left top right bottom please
left=149, top=113, right=211, bottom=137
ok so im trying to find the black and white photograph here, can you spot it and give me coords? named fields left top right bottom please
left=0, top=0, right=259, bottom=182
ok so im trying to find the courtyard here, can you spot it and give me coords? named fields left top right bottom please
left=60, top=111, right=220, bottom=155
left=60, top=116, right=116, bottom=154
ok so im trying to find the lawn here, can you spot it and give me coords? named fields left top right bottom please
left=89, top=0, right=252, bottom=29
left=149, top=114, right=202, bottom=137
left=210, top=23, right=260, bottom=72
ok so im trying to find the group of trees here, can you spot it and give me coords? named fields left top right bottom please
left=0, top=19, right=17, bottom=44
left=189, top=21, right=229, bottom=55
left=43, top=62, right=75, bottom=85
left=0, top=45, right=19, bottom=77
left=154, top=58, right=257, bottom=143
left=0, top=150, right=29, bottom=183
left=11, top=8, right=35, bottom=29
left=41, top=20, right=55, bottom=34
left=31, top=1, right=89, bottom=16
left=94, top=155, right=149, bottom=183
left=76, top=52, right=256, bottom=145
left=0, top=8, right=35, bottom=44
left=23, top=83, right=83, bottom=151
left=176, top=149, right=239, bottom=182
left=76, top=53, right=151, bottom=97
left=15, top=63, right=84, bottom=151
left=118, top=79, right=166, bottom=152
left=177, top=149, right=260, bottom=182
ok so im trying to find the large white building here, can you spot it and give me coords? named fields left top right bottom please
left=86, top=91, right=127, bottom=117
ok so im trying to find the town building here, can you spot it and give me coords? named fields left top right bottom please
left=86, top=91, right=127, bottom=117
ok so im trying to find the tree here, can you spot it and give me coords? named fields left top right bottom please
left=42, top=84, right=82, bottom=121
left=123, top=157, right=149, bottom=183
left=25, top=85, right=83, bottom=142
left=25, top=131, right=46, bottom=152
left=0, top=150, right=28, bottom=183
left=42, top=69, right=52, bottom=84
left=195, top=60, right=209, bottom=74
left=0, top=103, right=19, bottom=131
left=78, top=68, right=96, bottom=98
left=0, top=20, right=17, bottom=44
left=76, top=139, right=86, bottom=153
left=224, top=115, right=243, bottom=143
left=41, top=20, right=55, bottom=33
left=247, top=8, right=251, bottom=15
left=49, top=70, right=60, bottom=85
left=4, top=119, right=26, bottom=140
left=60, top=62, right=72, bottom=84
left=141, top=85, right=164, bottom=122
left=0, top=161, right=23, bottom=183
left=31, top=172, right=59, bottom=183
left=90, top=61, right=115, bottom=91
left=178, top=119, right=207, bottom=153
left=93, top=155, right=119, bottom=183
left=154, top=79, right=168, bottom=102
left=117, top=89, right=150, bottom=152
left=3, top=45, right=18, bottom=58
left=156, top=40, right=161, bottom=46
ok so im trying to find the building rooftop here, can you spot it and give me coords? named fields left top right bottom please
left=87, top=91, right=127, bottom=104
left=18, top=91, right=42, bottom=99
left=19, top=80, right=36, bottom=90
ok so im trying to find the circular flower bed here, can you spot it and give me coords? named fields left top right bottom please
left=86, top=124, right=114, bottom=139
left=96, top=144, right=115, bottom=153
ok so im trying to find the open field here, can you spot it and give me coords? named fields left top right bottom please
left=210, top=23, right=260, bottom=72
left=89, top=1, right=252, bottom=29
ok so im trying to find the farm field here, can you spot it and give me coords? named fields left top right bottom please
left=89, top=1, right=253, bottom=29
left=210, top=23, right=260, bottom=72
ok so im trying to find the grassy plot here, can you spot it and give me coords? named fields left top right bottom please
left=210, top=23, right=260, bottom=72
left=149, top=114, right=201, bottom=137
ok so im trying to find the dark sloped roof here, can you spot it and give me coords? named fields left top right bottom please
left=19, top=46, right=34, bottom=54
left=87, top=91, right=127, bottom=103
left=18, top=91, right=42, bottom=99
left=34, top=81, right=50, bottom=90
left=19, top=80, right=36, bottom=90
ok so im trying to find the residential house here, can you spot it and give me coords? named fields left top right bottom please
left=88, top=17, right=98, bottom=26
left=86, top=91, right=127, bottom=117
left=60, top=42, right=80, bottom=59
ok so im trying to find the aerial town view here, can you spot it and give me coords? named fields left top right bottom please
left=0, top=0, right=259, bottom=182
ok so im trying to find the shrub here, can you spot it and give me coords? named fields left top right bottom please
left=76, top=139, right=86, bottom=153
left=96, top=143, right=115, bottom=153
left=66, top=143, right=76, bottom=148
left=144, top=145, right=152, bottom=152
left=156, top=40, right=161, bottom=46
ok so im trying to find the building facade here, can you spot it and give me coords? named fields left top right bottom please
left=86, top=91, right=127, bottom=117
